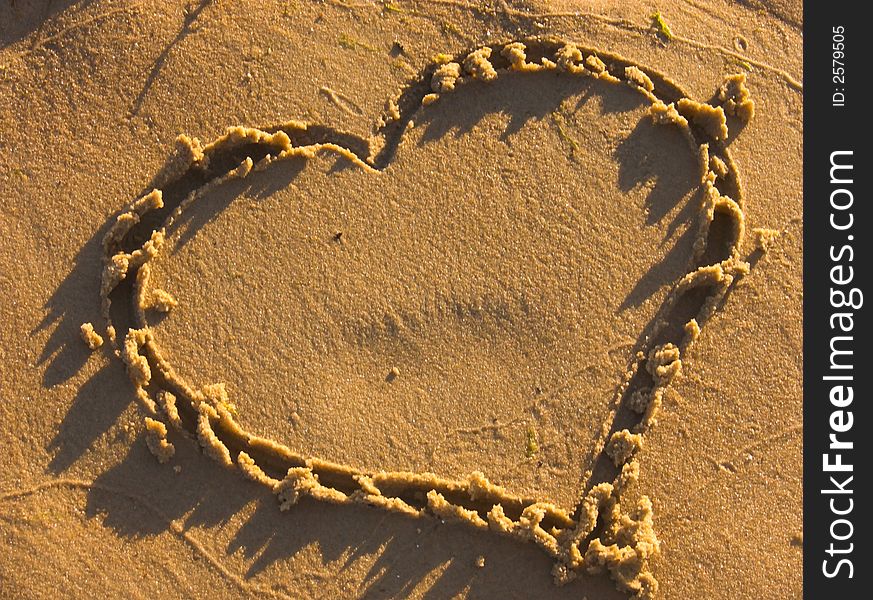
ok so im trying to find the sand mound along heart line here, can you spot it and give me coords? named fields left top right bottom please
left=88, top=38, right=753, bottom=599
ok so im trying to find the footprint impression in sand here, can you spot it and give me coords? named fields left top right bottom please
left=89, top=39, right=753, bottom=599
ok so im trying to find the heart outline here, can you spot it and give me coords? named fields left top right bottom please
left=96, top=38, right=750, bottom=599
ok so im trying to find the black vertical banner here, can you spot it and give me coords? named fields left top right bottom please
left=803, top=2, right=869, bottom=597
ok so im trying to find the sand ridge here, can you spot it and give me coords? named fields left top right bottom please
left=89, top=37, right=754, bottom=598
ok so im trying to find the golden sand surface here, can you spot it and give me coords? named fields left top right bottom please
left=1, top=1, right=801, bottom=598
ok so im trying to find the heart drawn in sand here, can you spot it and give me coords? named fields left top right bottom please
left=92, top=38, right=753, bottom=599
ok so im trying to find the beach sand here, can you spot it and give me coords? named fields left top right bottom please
left=0, top=1, right=801, bottom=598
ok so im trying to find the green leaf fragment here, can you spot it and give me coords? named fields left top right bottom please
left=650, top=11, right=674, bottom=41
left=526, top=426, right=539, bottom=458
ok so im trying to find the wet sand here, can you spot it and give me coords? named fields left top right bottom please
left=0, top=1, right=801, bottom=598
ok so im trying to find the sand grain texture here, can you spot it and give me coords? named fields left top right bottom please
left=1, top=1, right=801, bottom=598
